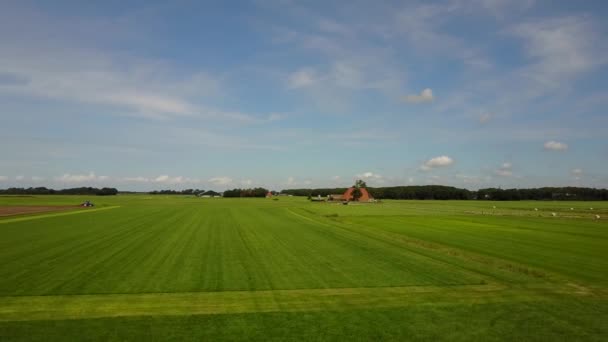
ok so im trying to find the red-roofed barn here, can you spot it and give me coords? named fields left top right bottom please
left=343, top=187, right=373, bottom=202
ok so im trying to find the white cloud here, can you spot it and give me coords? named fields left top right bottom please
left=55, top=172, right=106, bottom=183
left=544, top=140, right=568, bottom=151
left=209, top=176, right=233, bottom=186
left=240, top=179, right=253, bottom=186
left=354, top=172, right=384, bottom=185
left=403, top=88, right=434, bottom=103
left=269, top=8, right=407, bottom=109
left=495, top=162, right=513, bottom=177
left=286, top=176, right=296, bottom=186
left=420, top=155, right=454, bottom=170
left=15, top=175, right=24, bottom=181
left=288, top=69, right=317, bottom=88
left=0, top=176, right=8, bottom=181
left=356, top=172, right=383, bottom=180
left=31, top=176, right=45, bottom=182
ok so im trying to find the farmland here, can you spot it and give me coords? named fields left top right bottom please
left=0, top=195, right=607, bottom=341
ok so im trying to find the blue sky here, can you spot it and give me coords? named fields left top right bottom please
left=1, top=0, right=607, bottom=191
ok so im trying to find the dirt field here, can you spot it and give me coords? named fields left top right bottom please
left=0, top=206, right=80, bottom=217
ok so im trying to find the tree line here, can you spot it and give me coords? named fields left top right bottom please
left=149, top=189, right=203, bottom=195
left=281, top=185, right=470, bottom=200
left=148, top=189, right=226, bottom=196
left=476, top=187, right=608, bottom=201
left=281, top=186, right=608, bottom=201
left=0, top=187, right=118, bottom=196
left=223, top=188, right=269, bottom=198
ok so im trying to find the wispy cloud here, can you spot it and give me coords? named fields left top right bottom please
left=288, top=69, right=317, bottom=88
left=571, top=168, right=583, bottom=180
left=55, top=172, right=108, bottom=184
left=507, top=16, right=608, bottom=85
left=478, top=113, right=492, bottom=124
left=495, top=162, right=513, bottom=177
left=0, top=6, right=283, bottom=124
left=208, top=177, right=233, bottom=186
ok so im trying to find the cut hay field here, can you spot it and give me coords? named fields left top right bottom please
left=0, top=195, right=607, bottom=341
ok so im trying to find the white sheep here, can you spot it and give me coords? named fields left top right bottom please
left=552, top=212, right=557, bottom=217
left=570, top=208, right=574, bottom=210
left=596, top=215, right=601, bottom=219
left=493, top=206, right=496, bottom=209
left=534, top=208, right=538, bottom=211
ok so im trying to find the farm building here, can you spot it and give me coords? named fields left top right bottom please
left=329, top=188, right=374, bottom=202
left=329, top=194, right=346, bottom=201
left=344, top=187, right=373, bottom=201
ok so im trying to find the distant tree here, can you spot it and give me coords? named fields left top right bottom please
left=355, top=179, right=367, bottom=188
left=96, top=187, right=118, bottom=196
left=351, top=187, right=362, bottom=201
left=350, top=179, right=366, bottom=201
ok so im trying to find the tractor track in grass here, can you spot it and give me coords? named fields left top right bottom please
left=0, top=283, right=604, bottom=322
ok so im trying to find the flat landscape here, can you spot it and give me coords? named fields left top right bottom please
left=0, top=195, right=607, bottom=341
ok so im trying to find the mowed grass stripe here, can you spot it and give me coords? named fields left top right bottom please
left=0, top=207, right=190, bottom=295
left=346, top=215, right=608, bottom=284
left=287, top=208, right=536, bottom=284
left=0, top=206, right=120, bottom=224
left=288, top=208, right=491, bottom=286
left=2, top=283, right=601, bottom=322
left=1, top=203, right=482, bottom=296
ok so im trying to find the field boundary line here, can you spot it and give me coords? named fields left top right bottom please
left=0, top=206, right=121, bottom=224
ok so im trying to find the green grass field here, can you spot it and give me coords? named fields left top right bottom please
left=0, top=195, right=607, bottom=341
